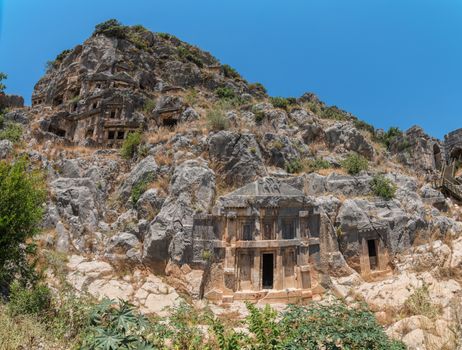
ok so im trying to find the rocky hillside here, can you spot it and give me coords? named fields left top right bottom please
left=1, top=20, right=462, bottom=350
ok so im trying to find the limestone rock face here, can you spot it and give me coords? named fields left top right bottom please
left=143, top=159, right=215, bottom=269
left=389, top=125, right=442, bottom=172
left=50, top=177, right=101, bottom=249
left=260, top=133, right=301, bottom=169
left=325, top=123, right=374, bottom=159
left=207, top=131, right=267, bottom=186
left=66, top=255, right=181, bottom=316
left=118, top=156, right=159, bottom=201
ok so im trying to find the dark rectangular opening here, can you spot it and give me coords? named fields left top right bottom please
left=367, top=239, right=377, bottom=270
left=110, top=110, right=116, bottom=118
left=262, top=253, right=274, bottom=289
left=108, top=131, right=116, bottom=140
left=162, top=117, right=178, bottom=128
left=85, top=128, right=94, bottom=138
left=117, top=131, right=125, bottom=140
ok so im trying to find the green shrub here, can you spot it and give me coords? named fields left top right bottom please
left=0, top=72, right=7, bottom=94
left=120, top=131, right=142, bottom=159
left=131, top=177, right=152, bottom=204
left=403, top=284, right=441, bottom=320
left=371, top=174, right=397, bottom=200
left=215, top=87, right=236, bottom=100
left=206, top=109, right=229, bottom=131
left=0, top=122, right=23, bottom=143
left=142, top=98, right=156, bottom=114
left=286, top=158, right=303, bottom=174
left=377, top=126, right=402, bottom=149
left=320, top=106, right=348, bottom=121
left=279, top=301, right=406, bottom=349
left=178, top=46, right=204, bottom=67
left=0, top=157, right=46, bottom=289
left=341, top=153, right=369, bottom=175
left=222, top=64, right=240, bottom=79
left=270, top=97, right=290, bottom=110
left=305, top=101, right=322, bottom=115
left=8, top=282, right=51, bottom=317
left=93, top=19, right=129, bottom=39
left=55, top=49, right=72, bottom=63
left=306, top=158, right=331, bottom=172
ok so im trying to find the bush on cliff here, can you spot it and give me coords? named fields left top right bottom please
left=0, top=157, right=46, bottom=291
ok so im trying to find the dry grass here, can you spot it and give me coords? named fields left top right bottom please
left=154, top=151, right=174, bottom=167
left=401, top=284, right=442, bottom=320
left=0, top=305, right=65, bottom=350
left=149, top=174, right=171, bottom=196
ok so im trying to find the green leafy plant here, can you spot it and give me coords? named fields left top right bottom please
left=215, top=87, right=236, bottom=100
left=377, top=126, right=402, bottom=149
left=0, top=157, right=46, bottom=290
left=246, top=302, right=281, bottom=350
left=7, top=281, right=51, bottom=317
left=81, top=299, right=154, bottom=350
left=305, top=157, right=331, bottom=172
left=93, top=19, right=129, bottom=39
left=286, top=158, right=303, bottom=174
left=341, top=153, right=369, bottom=175
left=403, top=284, right=441, bottom=320
left=142, top=98, right=156, bottom=114
left=279, top=301, right=406, bottom=349
left=131, top=176, right=153, bottom=204
left=120, top=131, right=142, bottom=160
left=0, top=122, right=23, bottom=143
left=371, top=174, right=397, bottom=200
left=320, top=105, right=348, bottom=121
left=0, top=72, right=7, bottom=94
left=206, top=109, right=229, bottom=131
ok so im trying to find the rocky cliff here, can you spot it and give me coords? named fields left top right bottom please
left=2, top=19, right=462, bottom=350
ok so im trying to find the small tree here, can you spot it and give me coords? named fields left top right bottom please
left=341, top=153, right=368, bottom=175
left=0, top=72, right=7, bottom=94
left=371, top=174, right=397, bottom=200
left=0, top=157, right=46, bottom=291
left=93, top=19, right=128, bottom=39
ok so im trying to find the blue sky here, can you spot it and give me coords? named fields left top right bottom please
left=0, top=0, right=461, bottom=139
